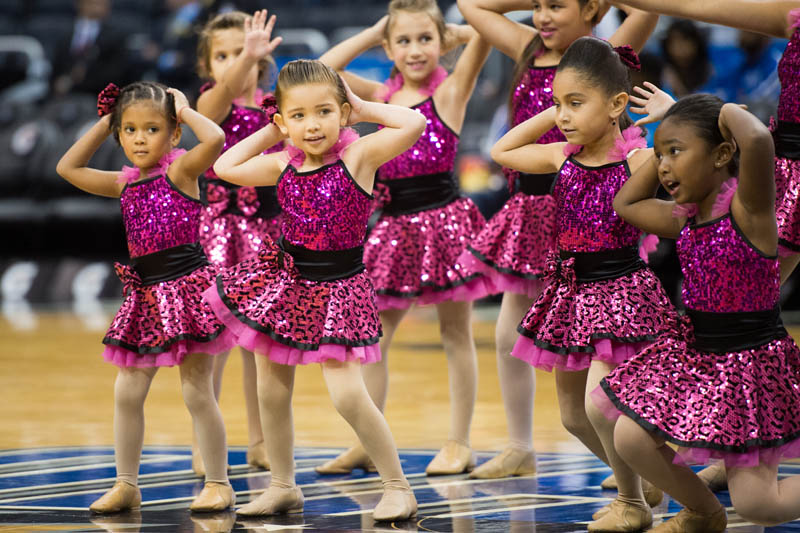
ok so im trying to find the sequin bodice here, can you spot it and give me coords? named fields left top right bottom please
left=205, top=104, right=283, bottom=180
left=678, top=214, right=779, bottom=313
left=553, top=158, right=641, bottom=252
left=121, top=175, right=202, bottom=258
left=511, top=66, right=565, bottom=144
left=278, top=161, right=372, bottom=251
left=778, top=27, right=800, bottom=123
left=378, top=98, right=458, bottom=180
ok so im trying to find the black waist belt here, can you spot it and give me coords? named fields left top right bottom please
left=686, top=306, right=787, bottom=353
left=131, top=242, right=209, bottom=285
left=516, top=172, right=557, bottom=196
left=560, top=246, right=645, bottom=282
left=774, top=120, right=800, bottom=160
left=201, top=177, right=282, bottom=219
left=280, top=237, right=365, bottom=282
left=380, top=172, right=460, bottom=215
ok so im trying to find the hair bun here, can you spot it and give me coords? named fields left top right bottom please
left=97, top=83, right=120, bottom=117
left=613, top=45, right=641, bottom=71
left=260, top=93, right=278, bottom=121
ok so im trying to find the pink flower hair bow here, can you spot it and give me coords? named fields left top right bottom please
left=97, top=83, right=120, bottom=117
left=613, top=45, right=641, bottom=71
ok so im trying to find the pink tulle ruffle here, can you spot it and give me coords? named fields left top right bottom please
left=672, top=178, right=738, bottom=219
left=117, top=149, right=187, bottom=185
left=377, top=66, right=448, bottom=102
left=283, top=128, right=359, bottom=168
left=608, top=125, right=647, bottom=161
left=789, top=8, right=800, bottom=29
left=455, top=251, right=543, bottom=299
left=203, top=284, right=380, bottom=365
left=102, top=328, right=237, bottom=368
left=590, top=385, right=800, bottom=468
left=512, top=337, right=652, bottom=372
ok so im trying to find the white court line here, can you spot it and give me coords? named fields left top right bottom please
left=0, top=454, right=186, bottom=480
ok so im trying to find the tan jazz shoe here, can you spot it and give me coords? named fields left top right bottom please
left=373, top=483, right=418, bottom=522
left=425, top=440, right=476, bottom=476
left=190, top=481, right=236, bottom=512
left=246, top=440, right=270, bottom=470
left=236, top=484, right=304, bottom=516
left=468, top=447, right=536, bottom=479
left=593, top=479, right=663, bottom=520
left=650, top=505, right=727, bottom=532
left=315, top=446, right=376, bottom=475
left=89, top=481, right=142, bottom=514
left=587, top=498, right=652, bottom=532
left=601, top=473, right=618, bottom=489
left=696, top=462, right=728, bottom=492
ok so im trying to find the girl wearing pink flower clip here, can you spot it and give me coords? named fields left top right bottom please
left=56, top=81, right=236, bottom=514
left=204, top=59, right=426, bottom=520
left=192, top=9, right=284, bottom=475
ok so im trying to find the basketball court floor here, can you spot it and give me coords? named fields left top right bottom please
left=2, top=304, right=799, bottom=531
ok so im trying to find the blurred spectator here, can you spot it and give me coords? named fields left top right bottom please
left=629, top=51, right=669, bottom=144
left=730, top=30, right=783, bottom=122
left=50, top=0, right=130, bottom=97
left=661, top=19, right=713, bottom=97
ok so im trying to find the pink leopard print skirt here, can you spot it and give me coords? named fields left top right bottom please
left=203, top=241, right=382, bottom=366
left=102, top=263, right=236, bottom=368
left=512, top=256, right=675, bottom=372
left=775, top=155, right=800, bottom=253
left=455, top=192, right=555, bottom=299
left=595, top=330, right=800, bottom=468
left=364, top=197, right=489, bottom=310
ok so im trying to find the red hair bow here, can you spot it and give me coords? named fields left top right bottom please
left=260, top=93, right=279, bottom=121
left=613, top=45, right=641, bottom=71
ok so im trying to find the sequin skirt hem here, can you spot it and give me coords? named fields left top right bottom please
left=101, top=329, right=236, bottom=368
left=455, top=249, right=545, bottom=299
left=596, top=334, right=800, bottom=467
left=375, top=274, right=492, bottom=310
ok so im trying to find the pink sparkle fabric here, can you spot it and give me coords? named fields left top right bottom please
left=598, top=204, right=800, bottom=467
left=104, top=157, right=234, bottom=367
left=511, top=155, right=676, bottom=371
left=365, top=97, right=488, bottom=309
left=774, top=16, right=800, bottom=250
left=205, top=158, right=382, bottom=365
left=199, top=101, right=284, bottom=267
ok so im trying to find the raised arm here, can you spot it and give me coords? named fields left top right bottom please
left=196, top=10, right=282, bottom=123
left=342, top=86, right=427, bottom=191
left=606, top=6, right=659, bottom=52
left=613, top=154, right=684, bottom=238
left=319, top=17, right=388, bottom=101
left=490, top=106, right=565, bottom=174
left=55, top=115, right=124, bottom=198
left=457, top=0, right=537, bottom=61
left=610, top=0, right=799, bottom=39
left=725, top=103, right=778, bottom=252
left=213, top=123, right=286, bottom=187
left=168, top=89, right=225, bottom=190
left=434, top=26, right=491, bottom=132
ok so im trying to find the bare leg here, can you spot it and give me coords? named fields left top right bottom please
left=729, top=462, right=800, bottom=525
left=554, top=368, right=609, bottom=464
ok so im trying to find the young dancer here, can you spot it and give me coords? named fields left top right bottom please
left=609, top=0, right=800, bottom=491
left=455, top=0, right=658, bottom=480
left=595, top=93, right=800, bottom=531
left=494, top=38, right=675, bottom=531
left=192, top=9, right=283, bottom=475
left=204, top=59, right=425, bottom=520
left=317, top=0, right=491, bottom=475
left=56, top=81, right=234, bottom=513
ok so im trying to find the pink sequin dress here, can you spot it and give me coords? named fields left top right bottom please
left=511, top=152, right=675, bottom=372
left=365, top=96, right=487, bottom=310
left=774, top=10, right=800, bottom=252
left=204, top=139, right=382, bottom=366
left=455, top=65, right=564, bottom=298
left=199, top=88, right=284, bottom=268
left=596, top=188, right=800, bottom=467
left=102, top=150, right=236, bottom=367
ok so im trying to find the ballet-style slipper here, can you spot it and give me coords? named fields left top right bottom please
left=593, top=479, right=663, bottom=520
left=236, top=485, right=304, bottom=516
left=190, top=481, right=236, bottom=512
left=650, top=505, right=726, bottom=532
left=89, top=481, right=142, bottom=514
left=587, top=498, right=652, bottom=532
left=468, top=447, right=536, bottom=479
left=601, top=473, right=617, bottom=489
left=246, top=441, right=270, bottom=470
left=425, top=440, right=475, bottom=476
left=315, top=446, right=376, bottom=475
left=373, top=483, right=418, bottom=522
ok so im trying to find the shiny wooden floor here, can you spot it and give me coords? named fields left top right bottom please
left=0, top=304, right=579, bottom=454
